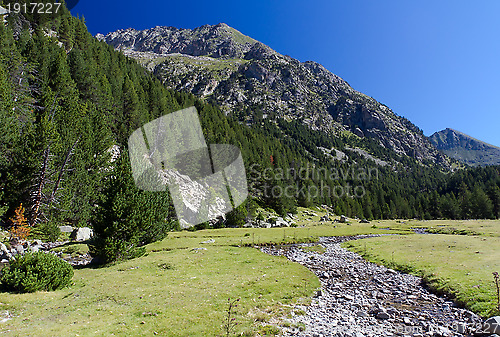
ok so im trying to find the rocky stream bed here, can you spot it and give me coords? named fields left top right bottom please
left=261, top=235, right=497, bottom=337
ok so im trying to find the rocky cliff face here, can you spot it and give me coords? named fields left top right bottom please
left=429, top=128, right=500, bottom=166
left=97, top=24, right=446, bottom=164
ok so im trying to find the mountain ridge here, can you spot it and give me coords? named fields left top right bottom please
left=97, top=23, right=449, bottom=167
left=429, top=128, right=500, bottom=166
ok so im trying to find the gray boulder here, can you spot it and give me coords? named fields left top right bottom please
left=274, top=217, right=289, bottom=227
left=59, top=225, right=74, bottom=233
left=359, top=219, right=370, bottom=224
left=320, top=215, right=331, bottom=222
left=376, top=311, right=390, bottom=320
left=12, top=244, right=24, bottom=255
left=70, top=227, right=93, bottom=242
left=0, top=242, right=12, bottom=260
left=339, top=215, right=348, bottom=223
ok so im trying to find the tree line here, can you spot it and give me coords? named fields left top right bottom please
left=0, top=3, right=499, bottom=263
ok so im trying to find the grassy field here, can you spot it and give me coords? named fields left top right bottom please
left=1, top=210, right=499, bottom=335
left=0, top=208, right=408, bottom=337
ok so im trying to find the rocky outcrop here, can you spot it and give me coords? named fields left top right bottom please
left=96, top=23, right=257, bottom=59
left=70, top=227, right=93, bottom=242
left=98, top=24, right=447, bottom=164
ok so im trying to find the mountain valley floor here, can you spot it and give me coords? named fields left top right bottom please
left=0, top=208, right=499, bottom=336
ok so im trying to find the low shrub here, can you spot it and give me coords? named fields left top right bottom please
left=0, top=252, right=73, bottom=293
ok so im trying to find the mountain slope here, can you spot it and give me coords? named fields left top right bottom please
left=429, top=128, right=500, bottom=166
left=97, top=24, right=448, bottom=166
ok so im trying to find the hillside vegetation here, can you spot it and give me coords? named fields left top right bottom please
left=0, top=1, right=500, bottom=263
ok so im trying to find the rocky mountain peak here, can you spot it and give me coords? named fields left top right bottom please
left=96, top=23, right=258, bottom=59
left=99, top=23, right=448, bottom=166
left=429, top=128, right=500, bottom=166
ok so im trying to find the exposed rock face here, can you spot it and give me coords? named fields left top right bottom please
left=429, top=128, right=500, bottom=166
left=96, top=23, right=257, bottom=59
left=98, top=24, right=446, bottom=164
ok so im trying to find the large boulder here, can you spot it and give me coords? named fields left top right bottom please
left=274, top=217, right=289, bottom=227
left=70, top=227, right=93, bottom=242
left=320, top=215, right=331, bottom=222
left=0, top=242, right=12, bottom=260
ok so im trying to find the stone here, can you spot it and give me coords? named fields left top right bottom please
left=376, top=311, right=390, bottom=320
left=59, top=225, right=73, bottom=233
left=356, top=311, right=368, bottom=318
left=70, top=227, right=93, bottom=242
left=191, top=247, right=207, bottom=252
left=339, top=215, right=348, bottom=223
left=320, top=215, right=330, bottom=222
left=359, top=219, right=370, bottom=224
left=200, top=239, right=215, bottom=244
left=483, top=316, right=500, bottom=334
left=453, top=322, right=467, bottom=334
left=0, top=242, right=12, bottom=260
left=353, top=127, right=365, bottom=138
left=274, top=217, right=289, bottom=227
left=12, top=244, right=24, bottom=255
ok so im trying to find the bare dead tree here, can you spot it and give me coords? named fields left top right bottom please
left=30, top=145, right=51, bottom=225
left=49, top=137, right=80, bottom=204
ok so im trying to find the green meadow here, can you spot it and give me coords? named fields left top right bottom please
left=1, top=210, right=499, bottom=335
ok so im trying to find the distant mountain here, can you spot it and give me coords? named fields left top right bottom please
left=429, top=128, right=500, bottom=166
left=97, top=23, right=448, bottom=166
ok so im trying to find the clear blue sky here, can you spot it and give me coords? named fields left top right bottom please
left=72, top=0, right=500, bottom=146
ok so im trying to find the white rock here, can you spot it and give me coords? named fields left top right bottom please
left=70, top=227, right=93, bottom=241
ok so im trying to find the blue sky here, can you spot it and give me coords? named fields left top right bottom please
left=72, top=0, right=500, bottom=146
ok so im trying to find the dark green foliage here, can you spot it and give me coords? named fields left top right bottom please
left=91, top=152, right=177, bottom=264
left=38, top=222, right=61, bottom=242
left=0, top=252, right=73, bottom=293
left=225, top=203, right=248, bottom=228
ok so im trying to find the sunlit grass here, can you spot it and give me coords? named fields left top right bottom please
left=1, top=212, right=499, bottom=335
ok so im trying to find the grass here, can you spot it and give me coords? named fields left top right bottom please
left=300, top=245, right=326, bottom=254
left=51, top=243, right=90, bottom=258
left=0, top=238, right=319, bottom=336
left=344, top=234, right=500, bottom=317
left=1, top=210, right=499, bottom=335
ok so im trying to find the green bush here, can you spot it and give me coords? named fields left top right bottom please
left=40, top=222, right=61, bottom=242
left=0, top=252, right=74, bottom=293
